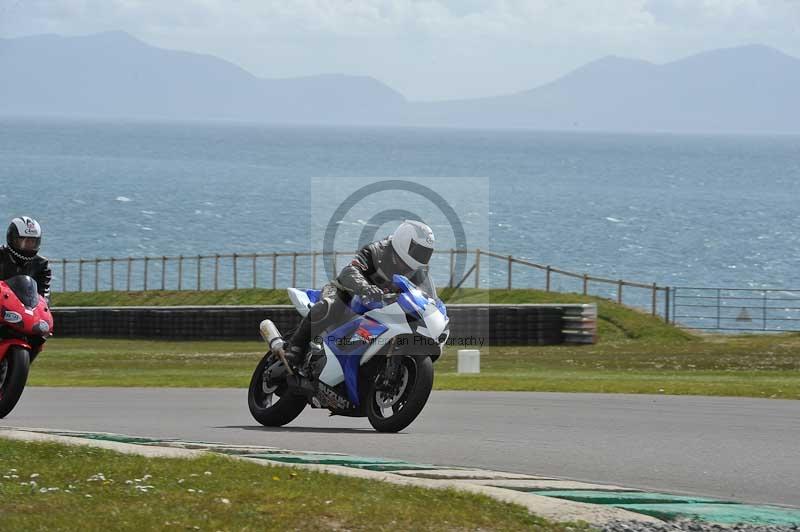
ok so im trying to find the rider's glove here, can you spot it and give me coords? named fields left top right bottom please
left=360, top=285, right=385, bottom=304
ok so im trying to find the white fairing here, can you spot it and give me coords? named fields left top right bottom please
left=418, top=302, right=447, bottom=339
left=287, top=288, right=313, bottom=317
left=300, top=288, right=448, bottom=388
left=360, top=301, right=413, bottom=364
left=318, top=342, right=345, bottom=386
left=317, top=301, right=414, bottom=386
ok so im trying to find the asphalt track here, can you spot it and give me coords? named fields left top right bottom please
left=3, top=388, right=798, bottom=508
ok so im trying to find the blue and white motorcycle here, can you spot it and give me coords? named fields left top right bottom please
left=248, top=272, right=449, bottom=432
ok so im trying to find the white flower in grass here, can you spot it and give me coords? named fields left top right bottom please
left=85, top=494, right=92, bottom=498
left=30, top=473, right=39, bottom=479
left=204, top=471, right=212, bottom=476
left=218, top=498, right=231, bottom=505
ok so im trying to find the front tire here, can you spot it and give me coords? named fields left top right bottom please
left=0, top=347, right=31, bottom=419
left=248, top=353, right=307, bottom=427
left=367, top=355, right=434, bottom=433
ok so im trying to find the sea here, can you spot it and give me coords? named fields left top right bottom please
left=1, top=117, right=799, bottom=298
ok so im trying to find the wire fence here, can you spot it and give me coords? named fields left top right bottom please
left=49, top=249, right=672, bottom=321
left=671, top=287, right=800, bottom=332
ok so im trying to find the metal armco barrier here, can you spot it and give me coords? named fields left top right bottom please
left=51, top=304, right=597, bottom=346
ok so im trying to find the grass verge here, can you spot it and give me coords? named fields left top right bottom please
left=28, top=335, right=800, bottom=399
left=0, top=438, right=582, bottom=531
left=41, top=288, right=800, bottom=398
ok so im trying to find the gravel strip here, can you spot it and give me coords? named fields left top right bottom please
left=601, top=520, right=800, bottom=532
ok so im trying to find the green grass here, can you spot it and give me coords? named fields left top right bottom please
left=28, top=334, right=800, bottom=398
left=0, top=438, right=581, bottom=531
left=40, top=288, right=800, bottom=399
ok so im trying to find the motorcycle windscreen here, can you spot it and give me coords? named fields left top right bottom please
left=5, top=275, right=39, bottom=308
left=408, top=267, right=437, bottom=299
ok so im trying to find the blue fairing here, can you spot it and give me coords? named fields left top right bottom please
left=306, top=289, right=321, bottom=304
left=435, top=298, right=447, bottom=317
left=317, top=274, right=439, bottom=407
left=393, top=274, right=429, bottom=315
left=324, top=317, right=370, bottom=405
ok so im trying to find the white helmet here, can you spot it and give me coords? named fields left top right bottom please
left=7, top=216, right=42, bottom=259
left=390, top=220, right=435, bottom=271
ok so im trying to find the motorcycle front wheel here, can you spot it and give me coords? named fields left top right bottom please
left=0, top=347, right=30, bottom=419
left=367, top=355, right=433, bottom=433
left=248, top=353, right=307, bottom=427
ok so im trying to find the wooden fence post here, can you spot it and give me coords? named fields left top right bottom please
left=617, top=280, right=623, bottom=304
left=233, top=253, right=238, bottom=289
left=651, top=283, right=658, bottom=315
left=582, top=274, right=588, bottom=295
left=62, top=260, right=67, bottom=293
left=272, top=253, right=277, bottom=289
left=311, top=252, right=318, bottom=289
left=94, top=259, right=99, bottom=292
left=127, top=258, right=132, bottom=291
left=161, top=256, right=166, bottom=290
left=665, top=287, right=671, bottom=323
left=449, top=249, right=455, bottom=288
left=292, top=252, right=297, bottom=287
left=78, top=259, right=84, bottom=292
left=196, top=255, right=201, bottom=290
left=474, top=249, right=481, bottom=289
left=144, top=257, right=149, bottom=291
left=545, top=266, right=551, bottom=292
left=214, top=254, right=220, bottom=290
left=252, top=254, right=257, bottom=289
left=507, top=255, right=512, bottom=290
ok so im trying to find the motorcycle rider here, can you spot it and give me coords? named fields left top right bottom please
left=284, top=220, right=435, bottom=366
left=0, top=217, right=52, bottom=301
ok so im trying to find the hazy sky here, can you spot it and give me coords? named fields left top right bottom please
left=2, top=0, right=799, bottom=100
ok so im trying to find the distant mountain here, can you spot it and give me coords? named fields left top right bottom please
left=0, top=31, right=406, bottom=124
left=1, top=32, right=799, bottom=133
left=410, top=44, right=800, bottom=132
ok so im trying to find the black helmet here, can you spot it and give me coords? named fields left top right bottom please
left=7, top=217, right=42, bottom=259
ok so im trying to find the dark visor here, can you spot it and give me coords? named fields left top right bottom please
left=408, top=240, right=433, bottom=265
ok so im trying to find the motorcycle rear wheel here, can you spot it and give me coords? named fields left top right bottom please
left=367, top=355, right=433, bottom=433
left=0, top=347, right=30, bottom=419
left=248, top=353, right=307, bottom=427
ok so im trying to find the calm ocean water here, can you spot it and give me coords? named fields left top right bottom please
left=1, top=117, right=799, bottom=293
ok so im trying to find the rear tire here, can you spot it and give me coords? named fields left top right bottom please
left=248, top=353, right=307, bottom=427
left=0, top=347, right=31, bottom=419
left=367, top=355, right=434, bottom=433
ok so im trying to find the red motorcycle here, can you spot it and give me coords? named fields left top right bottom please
left=0, top=275, right=53, bottom=418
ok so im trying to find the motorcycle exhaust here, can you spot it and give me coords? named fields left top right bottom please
left=259, top=319, right=294, bottom=375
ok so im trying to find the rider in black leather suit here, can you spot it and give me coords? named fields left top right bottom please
left=0, top=217, right=51, bottom=301
left=284, top=220, right=435, bottom=365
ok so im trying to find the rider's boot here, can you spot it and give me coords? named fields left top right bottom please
left=283, top=343, right=307, bottom=367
